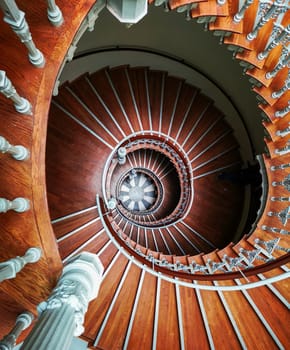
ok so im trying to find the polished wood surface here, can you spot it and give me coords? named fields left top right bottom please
left=0, top=0, right=289, bottom=348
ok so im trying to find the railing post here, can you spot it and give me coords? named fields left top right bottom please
left=0, top=0, right=45, bottom=67
left=46, top=0, right=63, bottom=27
left=0, top=71, right=31, bottom=114
left=21, top=252, right=104, bottom=350
left=117, top=147, right=127, bottom=165
left=0, top=312, right=34, bottom=350
left=0, top=197, right=30, bottom=213
left=0, top=248, right=42, bottom=283
left=0, top=136, right=29, bottom=160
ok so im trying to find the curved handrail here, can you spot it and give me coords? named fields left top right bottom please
left=97, top=195, right=290, bottom=288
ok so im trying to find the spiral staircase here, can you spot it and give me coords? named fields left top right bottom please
left=0, top=0, right=289, bottom=349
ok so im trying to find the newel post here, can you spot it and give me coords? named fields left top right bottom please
left=21, top=252, right=104, bottom=350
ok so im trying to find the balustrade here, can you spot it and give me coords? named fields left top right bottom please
left=0, top=136, right=29, bottom=160
left=265, top=46, right=290, bottom=79
left=21, top=252, right=104, bottom=350
left=254, top=237, right=289, bottom=256
left=0, top=71, right=31, bottom=114
left=272, top=72, right=290, bottom=98
left=0, top=0, right=45, bottom=67
left=0, top=247, right=41, bottom=283
left=0, top=311, right=33, bottom=350
left=46, top=0, right=63, bottom=27
left=268, top=206, right=290, bottom=225
left=0, top=197, right=30, bottom=213
left=259, top=24, right=290, bottom=60
left=247, top=0, right=288, bottom=41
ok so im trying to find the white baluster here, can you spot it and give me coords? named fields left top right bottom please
left=0, top=0, right=45, bottom=67
left=0, top=312, right=33, bottom=350
left=275, top=100, right=290, bottom=118
left=117, top=147, right=127, bottom=165
left=0, top=136, right=29, bottom=160
left=233, top=0, right=254, bottom=23
left=276, top=124, right=290, bottom=137
left=0, top=247, right=42, bottom=283
left=272, top=72, right=290, bottom=98
left=275, top=141, right=290, bottom=155
left=21, top=252, right=104, bottom=350
left=46, top=0, right=63, bottom=27
left=247, top=0, right=288, bottom=41
left=270, top=162, right=290, bottom=170
left=258, top=24, right=290, bottom=60
left=0, top=71, right=31, bottom=115
left=265, top=46, right=290, bottom=79
left=0, top=198, right=30, bottom=213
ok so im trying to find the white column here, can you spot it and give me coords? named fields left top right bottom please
left=0, top=312, right=33, bottom=350
left=21, top=252, right=104, bottom=350
left=0, top=248, right=42, bottom=283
